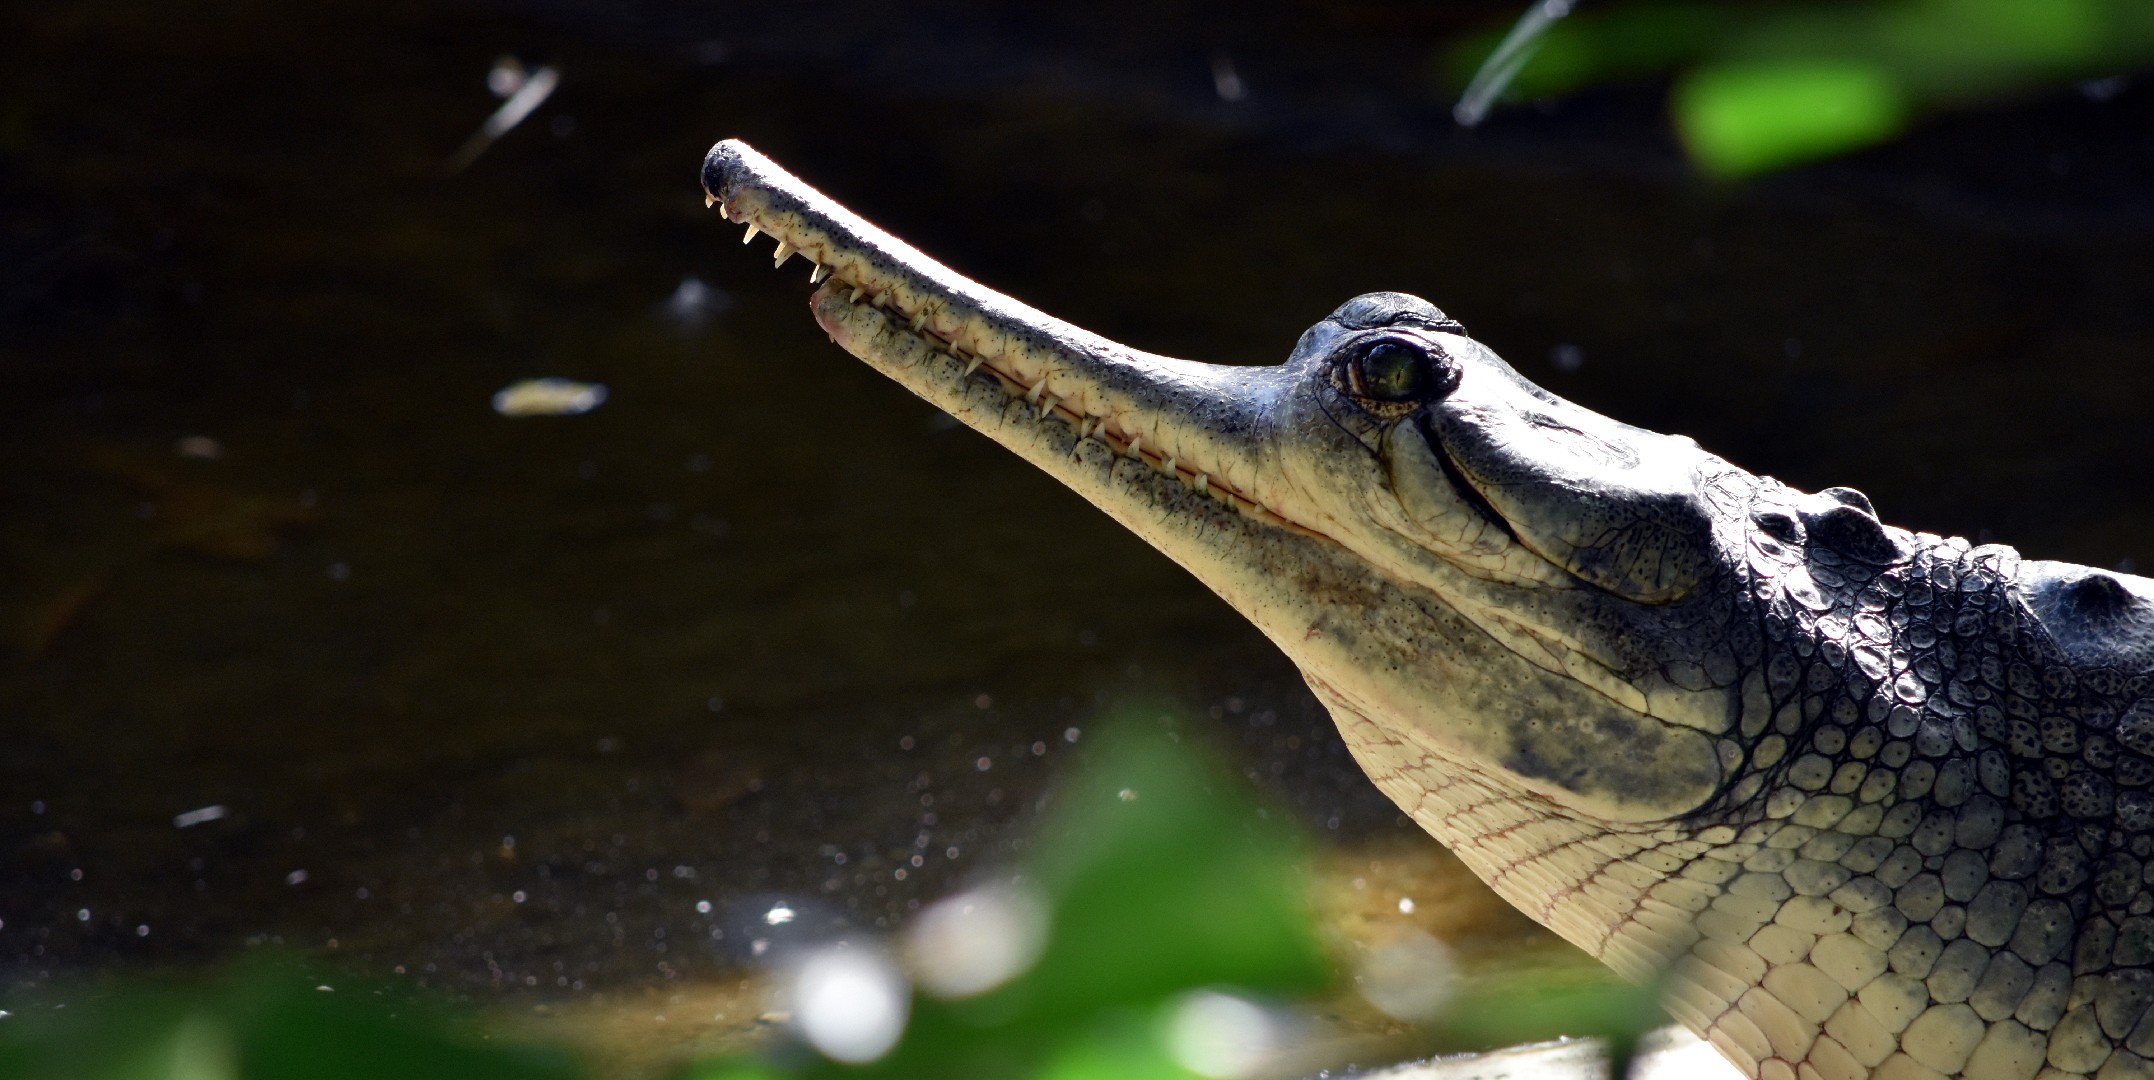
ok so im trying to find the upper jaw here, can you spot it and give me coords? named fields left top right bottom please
left=701, top=139, right=1298, bottom=532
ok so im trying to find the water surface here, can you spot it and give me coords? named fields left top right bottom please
left=4, top=1, right=2151, bottom=1072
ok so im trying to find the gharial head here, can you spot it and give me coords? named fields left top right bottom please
left=700, top=139, right=1803, bottom=838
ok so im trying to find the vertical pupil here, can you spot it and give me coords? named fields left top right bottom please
left=1360, top=342, right=1425, bottom=400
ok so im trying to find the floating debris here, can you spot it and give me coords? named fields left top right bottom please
left=447, top=59, right=560, bottom=173
left=491, top=377, right=607, bottom=417
left=173, top=804, right=227, bottom=828
left=173, top=435, right=224, bottom=460
left=1455, top=0, right=1577, bottom=126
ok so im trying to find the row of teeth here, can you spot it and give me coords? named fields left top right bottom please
left=710, top=195, right=1290, bottom=528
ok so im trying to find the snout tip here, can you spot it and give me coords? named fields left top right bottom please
left=700, top=139, right=758, bottom=204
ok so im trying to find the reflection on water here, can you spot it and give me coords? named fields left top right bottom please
left=3, top=0, right=2150, bottom=1073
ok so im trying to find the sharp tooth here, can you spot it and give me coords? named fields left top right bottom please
left=849, top=287, right=863, bottom=303
left=909, top=310, right=927, bottom=333
left=1194, top=473, right=1210, bottom=495
left=962, top=355, right=984, bottom=376
left=1075, top=417, right=1092, bottom=438
left=1024, top=380, right=1046, bottom=405
left=810, top=264, right=831, bottom=284
left=1038, top=395, right=1058, bottom=418
left=704, top=193, right=717, bottom=209
left=1163, top=456, right=1177, bottom=475
left=742, top=223, right=760, bottom=244
left=1126, top=436, right=1142, bottom=459
left=772, top=241, right=794, bottom=267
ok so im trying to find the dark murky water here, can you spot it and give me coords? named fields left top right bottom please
left=5, top=0, right=2152, bottom=1071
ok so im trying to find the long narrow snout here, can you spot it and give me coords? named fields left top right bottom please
left=699, top=140, right=1386, bottom=638
left=701, top=141, right=1294, bottom=531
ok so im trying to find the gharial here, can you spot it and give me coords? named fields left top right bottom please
left=700, top=139, right=2154, bottom=1080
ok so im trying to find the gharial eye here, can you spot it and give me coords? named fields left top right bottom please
left=1348, top=338, right=1456, bottom=403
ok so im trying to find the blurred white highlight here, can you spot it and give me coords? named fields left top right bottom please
left=663, top=275, right=732, bottom=329
left=1166, top=990, right=1275, bottom=1079
left=904, top=882, right=1048, bottom=998
left=790, top=945, right=909, bottom=1064
left=1211, top=54, right=1247, bottom=102
left=1357, top=927, right=1457, bottom=1022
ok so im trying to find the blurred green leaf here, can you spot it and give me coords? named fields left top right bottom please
left=1034, top=1014, right=1197, bottom=1080
left=0, top=991, right=220, bottom=1080
left=978, top=720, right=1330, bottom=1020
left=677, top=1059, right=794, bottom=1080
left=235, top=984, right=581, bottom=1080
left=1676, top=59, right=1908, bottom=176
left=0, top=964, right=583, bottom=1080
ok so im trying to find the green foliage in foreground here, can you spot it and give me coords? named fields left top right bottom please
left=1448, top=0, right=2154, bottom=176
left=0, top=963, right=582, bottom=1080
left=0, top=720, right=1664, bottom=1079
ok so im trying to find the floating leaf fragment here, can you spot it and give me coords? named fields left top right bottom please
left=491, top=378, right=608, bottom=418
